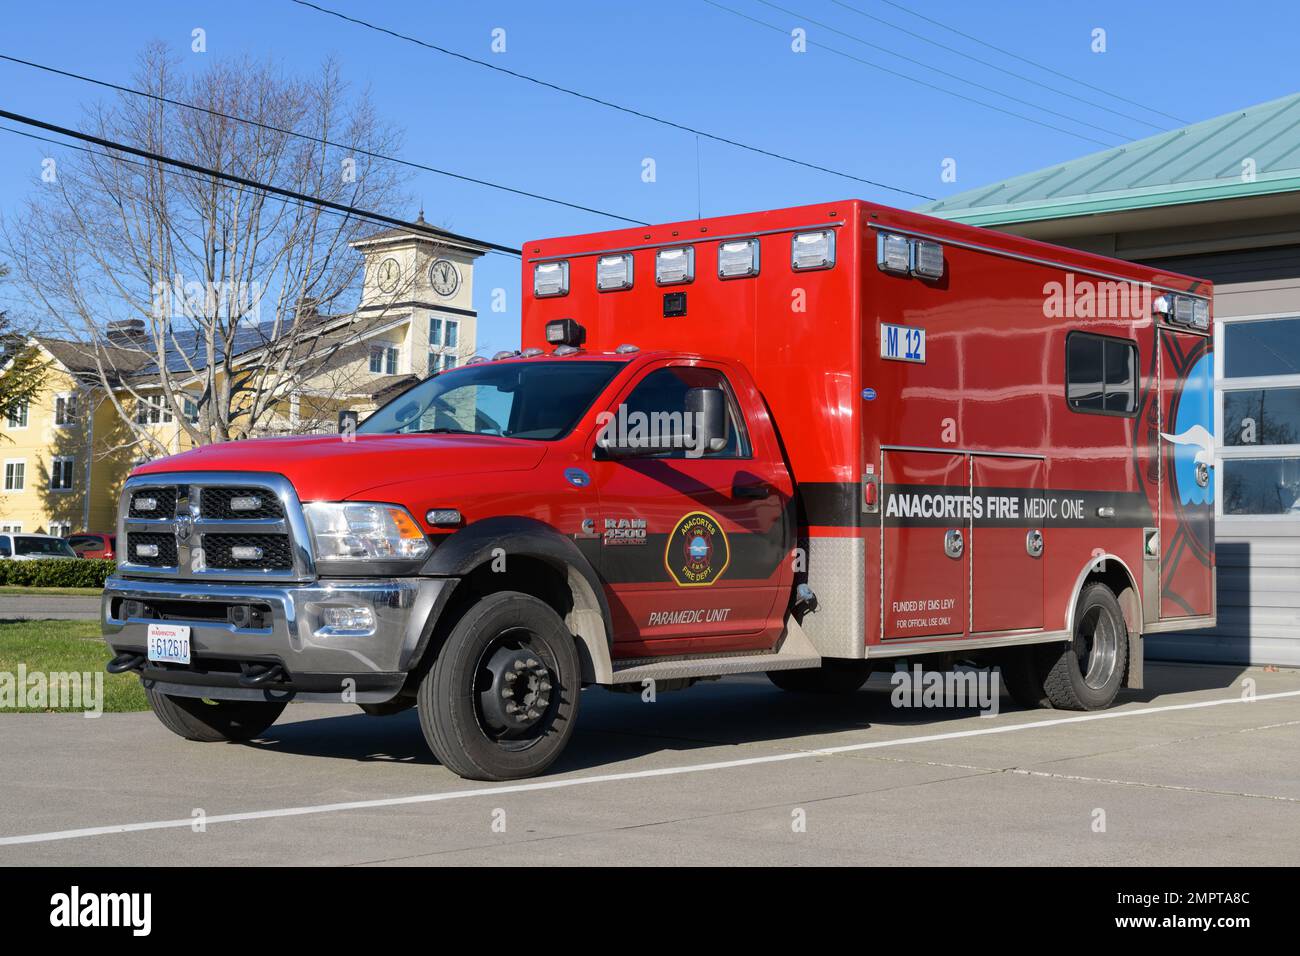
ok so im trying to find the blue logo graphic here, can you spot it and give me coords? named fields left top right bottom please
left=688, top=535, right=709, bottom=560
left=564, top=468, right=590, bottom=488
left=1162, top=352, right=1214, bottom=506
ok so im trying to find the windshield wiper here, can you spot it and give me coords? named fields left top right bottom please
left=408, top=426, right=477, bottom=435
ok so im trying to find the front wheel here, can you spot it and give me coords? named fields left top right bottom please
left=418, top=592, right=582, bottom=781
left=145, top=688, right=285, bottom=742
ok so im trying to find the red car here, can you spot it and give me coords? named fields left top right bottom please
left=68, top=533, right=116, bottom=560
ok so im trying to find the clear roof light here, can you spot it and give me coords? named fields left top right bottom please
left=655, top=246, right=694, bottom=285
left=877, top=233, right=910, bottom=274
left=596, top=253, right=633, bottom=292
left=718, top=239, right=760, bottom=279
left=792, top=230, right=835, bottom=271
left=533, top=261, right=569, bottom=298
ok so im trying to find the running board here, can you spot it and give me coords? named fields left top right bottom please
left=608, top=619, right=821, bottom=684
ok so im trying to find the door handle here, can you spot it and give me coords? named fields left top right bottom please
left=734, top=482, right=772, bottom=499
left=944, top=528, right=964, bottom=559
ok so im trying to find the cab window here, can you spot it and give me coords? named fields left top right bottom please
left=617, top=366, right=750, bottom=459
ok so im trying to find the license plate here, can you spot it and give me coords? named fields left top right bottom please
left=146, top=623, right=191, bottom=665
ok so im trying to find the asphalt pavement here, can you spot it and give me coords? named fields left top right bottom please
left=0, top=661, right=1296, bottom=866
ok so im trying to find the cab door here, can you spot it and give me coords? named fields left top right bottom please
left=589, top=361, right=792, bottom=657
left=882, top=449, right=968, bottom=640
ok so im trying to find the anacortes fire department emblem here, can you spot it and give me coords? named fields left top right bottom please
left=666, top=511, right=730, bottom=587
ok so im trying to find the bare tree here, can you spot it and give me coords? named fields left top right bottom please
left=0, top=262, right=48, bottom=436
left=2, top=42, right=409, bottom=456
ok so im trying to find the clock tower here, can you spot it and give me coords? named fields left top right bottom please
left=350, top=211, right=488, bottom=376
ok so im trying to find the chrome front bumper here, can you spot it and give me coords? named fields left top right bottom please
left=102, top=575, right=451, bottom=703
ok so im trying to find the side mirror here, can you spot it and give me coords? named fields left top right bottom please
left=685, top=387, right=727, bottom=454
left=595, top=386, right=729, bottom=458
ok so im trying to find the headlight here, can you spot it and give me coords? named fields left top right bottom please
left=303, top=502, right=430, bottom=563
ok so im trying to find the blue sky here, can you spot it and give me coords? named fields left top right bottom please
left=1, top=0, right=1297, bottom=352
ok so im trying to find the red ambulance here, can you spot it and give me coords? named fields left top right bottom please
left=103, top=199, right=1215, bottom=780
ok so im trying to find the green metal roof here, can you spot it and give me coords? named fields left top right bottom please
left=919, top=92, right=1300, bottom=226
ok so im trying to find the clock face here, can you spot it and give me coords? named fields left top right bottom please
left=376, top=257, right=401, bottom=293
left=430, top=259, right=460, bottom=298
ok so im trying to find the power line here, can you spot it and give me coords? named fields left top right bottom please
left=749, top=0, right=1127, bottom=142
left=704, top=0, right=1114, bottom=149
left=877, top=0, right=1189, bottom=126
left=829, top=0, right=1169, bottom=132
left=0, top=52, right=647, bottom=226
left=0, top=108, right=522, bottom=257
left=0, top=123, right=423, bottom=249
left=287, top=0, right=935, bottom=201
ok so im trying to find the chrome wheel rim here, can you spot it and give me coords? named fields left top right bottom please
left=1075, top=605, right=1120, bottom=690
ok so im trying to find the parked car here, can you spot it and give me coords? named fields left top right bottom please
left=0, top=533, right=78, bottom=560
left=67, top=532, right=116, bottom=560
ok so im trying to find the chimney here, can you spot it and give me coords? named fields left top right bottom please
left=106, top=319, right=147, bottom=345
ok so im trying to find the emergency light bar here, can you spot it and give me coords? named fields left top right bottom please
left=718, top=239, right=760, bottom=279
left=877, top=233, right=945, bottom=280
left=533, top=261, right=569, bottom=298
left=1154, top=293, right=1211, bottom=331
left=596, top=253, right=633, bottom=292
left=877, top=233, right=911, bottom=274
left=792, top=230, right=835, bottom=271
left=655, top=246, right=694, bottom=285
left=911, top=241, right=945, bottom=279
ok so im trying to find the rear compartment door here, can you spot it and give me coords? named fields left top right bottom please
left=1158, top=328, right=1215, bottom=618
left=882, top=449, right=968, bottom=640
left=971, top=455, right=1045, bottom=633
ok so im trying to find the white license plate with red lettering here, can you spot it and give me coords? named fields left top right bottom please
left=146, top=623, right=191, bottom=665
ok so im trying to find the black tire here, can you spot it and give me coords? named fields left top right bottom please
left=1041, top=583, right=1129, bottom=710
left=767, top=659, right=873, bottom=694
left=997, top=646, right=1052, bottom=709
left=145, top=688, right=286, bottom=742
left=417, top=591, right=581, bottom=781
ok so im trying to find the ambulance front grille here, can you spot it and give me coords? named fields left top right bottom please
left=118, top=473, right=312, bottom=582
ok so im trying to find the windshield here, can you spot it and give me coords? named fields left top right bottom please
left=359, top=360, right=624, bottom=440
left=16, top=536, right=77, bottom=557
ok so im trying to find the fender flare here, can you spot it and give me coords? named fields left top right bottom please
left=419, top=516, right=615, bottom=684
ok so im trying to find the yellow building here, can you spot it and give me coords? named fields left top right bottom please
left=0, top=223, right=486, bottom=535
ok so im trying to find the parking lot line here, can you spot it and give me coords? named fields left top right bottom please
left=2, top=688, right=1297, bottom=848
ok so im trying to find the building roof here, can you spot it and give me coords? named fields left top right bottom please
left=34, top=336, right=153, bottom=381
left=919, top=92, right=1300, bottom=226
left=32, top=311, right=396, bottom=388
left=351, top=210, right=490, bottom=256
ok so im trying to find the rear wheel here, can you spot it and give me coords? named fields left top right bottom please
left=418, top=592, right=581, bottom=781
left=1041, top=583, right=1129, bottom=710
left=145, top=688, right=285, bottom=742
left=767, top=660, right=873, bottom=694
left=997, top=646, right=1052, bottom=710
